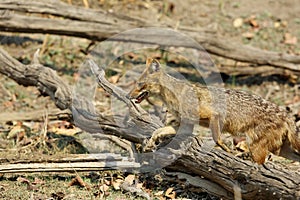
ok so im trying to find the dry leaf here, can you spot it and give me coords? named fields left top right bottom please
left=154, top=191, right=164, bottom=196
left=73, top=72, right=80, bottom=82
left=32, top=177, right=45, bottom=185
left=17, top=177, right=30, bottom=184
left=98, top=184, right=110, bottom=199
left=104, top=179, right=111, bottom=186
left=0, top=184, right=8, bottom=192
left=288, top=74, right=298, bottom=84
left=281, top=20, right=288, bottom=27
left=7, top=124, right=25, bottom=139
left=69, top=175, right=91, bottom=190
left=3, top=100, right=14, bottom=108
left=17, top=177, right=37, bottom=191
left=48, top=120, right=81, bottom=136
left=165, top=187, right=176, bottom=199
left=136, top=182, right=143, bottom=189
left=284, top=33, right=297, bottom=45
left=112, top=178, right=123, bottom=190
left=242, top=32, right=254, bottom=39
left=249, top=19, right=259, bottom=28
left=108, top=74, right=121, bottom=84
left=49, top=126, right=81, bottom=136
left=154, top=191, right=165, bottom=200
left=126, top=52, right=138, bottom=60
left=99, top=184, right=110, bottom=192
left=274, top=22, right=281, bottom=28
left=233, top=18, right=243, bottom=28
left=124, top=174, right=135, bottom=185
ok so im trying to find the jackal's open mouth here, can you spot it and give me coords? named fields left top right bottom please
left=135, top=91, right=149, bottom=103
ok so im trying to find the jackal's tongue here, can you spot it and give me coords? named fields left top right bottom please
left=135, top=91, right=148, bottom=104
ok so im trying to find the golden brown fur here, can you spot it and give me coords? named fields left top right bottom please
left=128, top=58, right=300, bottom=164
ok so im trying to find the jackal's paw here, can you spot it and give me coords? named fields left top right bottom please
left=216, top=140, right=233, bottom=153
left=215, top=145, right=235, bottom=154
left=235, top=152, right=252, bottom=160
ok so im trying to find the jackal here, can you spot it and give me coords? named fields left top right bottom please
left=127, top=58, right=300, bottom=164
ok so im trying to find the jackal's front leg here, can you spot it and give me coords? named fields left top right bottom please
left=210, top=114, right=232, bottom=153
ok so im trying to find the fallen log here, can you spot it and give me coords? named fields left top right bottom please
left=0, top=109, right=69, bottom=122
left=0, top=0, right=300, bottom=76
left=169, top=137, right=300, bottom=200
left=0, top=47, right=299, bottom=199
left=0, top=153, right=140, bottom=173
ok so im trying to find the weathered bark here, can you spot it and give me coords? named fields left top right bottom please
left=1, top=0, right=300, bottom=76
left=170, top=137, right=300, bottom=200
left=0, top=47, right=299, bottom=199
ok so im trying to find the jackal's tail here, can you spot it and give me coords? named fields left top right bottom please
left=279, top=119, right=300, bottom=161
left=287, top=119, right=300, bottom=153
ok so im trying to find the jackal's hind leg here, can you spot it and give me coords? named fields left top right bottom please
left=216, top=139, right=232, bottom=153
left=210, top=114, right=232, bottom=153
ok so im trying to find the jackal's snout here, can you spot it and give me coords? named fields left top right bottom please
left=127, top=87, right=149, bottom=104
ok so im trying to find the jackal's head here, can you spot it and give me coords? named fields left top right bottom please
left=127, top=58, right=162, bottom=104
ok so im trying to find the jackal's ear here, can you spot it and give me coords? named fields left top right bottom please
left=146, top=58, right=160, bottom=73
